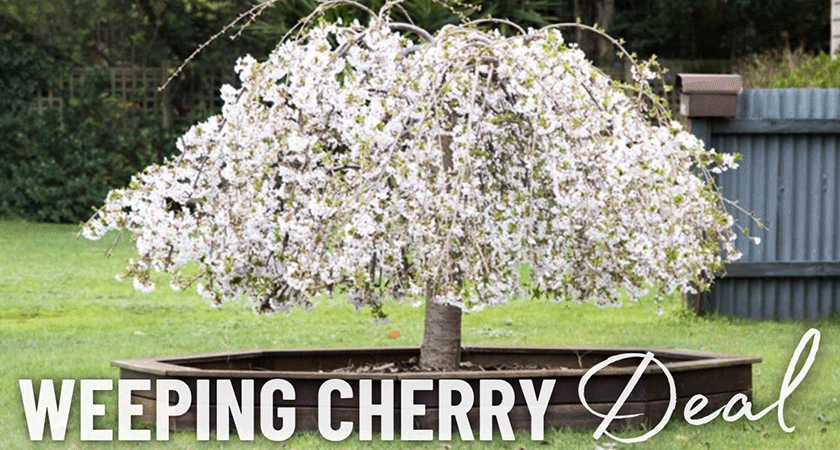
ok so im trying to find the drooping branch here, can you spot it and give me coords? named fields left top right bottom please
left=84, top=6, right=750, bottom=329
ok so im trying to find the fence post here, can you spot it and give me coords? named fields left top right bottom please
left=676, top=74, right=743, bottom=313
left=159, top=67, right=173, bottom=129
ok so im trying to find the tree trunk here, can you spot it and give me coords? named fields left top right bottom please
left=419, top=292, right=462, bottom=370
left=419, top=130, right=462, bottom=371
left=573, top=0, right=616, bottom=68
left=594, top=0, right=616, bottom=68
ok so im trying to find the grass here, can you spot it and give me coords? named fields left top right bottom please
left=1, top=219, right=839, bottom=449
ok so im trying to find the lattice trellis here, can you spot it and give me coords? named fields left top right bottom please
left=33, top=67, right=173, bottom=127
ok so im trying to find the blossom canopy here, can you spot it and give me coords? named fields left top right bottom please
left=83, top=16, right=740, bottom=314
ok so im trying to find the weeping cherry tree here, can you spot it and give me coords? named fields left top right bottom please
left=83, top=4, right=745, bottom=370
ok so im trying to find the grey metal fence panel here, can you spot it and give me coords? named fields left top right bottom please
left=697, top=89, right=840, bottom=319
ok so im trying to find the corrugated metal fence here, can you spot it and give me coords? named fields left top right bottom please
left=693, top=89, right=840, bottom=319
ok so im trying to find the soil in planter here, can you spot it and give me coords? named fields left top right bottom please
left=329, top=356, right=555, bottom=373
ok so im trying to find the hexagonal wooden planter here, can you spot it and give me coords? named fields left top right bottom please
left=113, top=346, right=760, bottom=434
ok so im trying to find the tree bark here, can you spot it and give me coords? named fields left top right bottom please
left=420, top=292, right=462, bottom=370
left=594, top=0, right=616, bottom=68
left=419, top=130, right=462, bottom=371
left=573, top=0, right=616, bottom=68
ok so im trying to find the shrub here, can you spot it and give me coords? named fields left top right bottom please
left=0, top=14, right=59, bottom=114
left=0, top=74, right=177, bottom=223
left=739, top=49, right=840, bottom=89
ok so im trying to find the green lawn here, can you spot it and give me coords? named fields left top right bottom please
left=1, top=220, right=838, bottom=449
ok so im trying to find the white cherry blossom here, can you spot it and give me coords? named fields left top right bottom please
left=83, top=16, right=741, bottom=316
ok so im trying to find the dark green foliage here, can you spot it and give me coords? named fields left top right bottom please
left=611, top=0, right=829, bottom=59
left=0, top=75, right=177, bottom=223
left=247, top=0, right=563, bottom=44
left=0, top=14, right=63, bottom=113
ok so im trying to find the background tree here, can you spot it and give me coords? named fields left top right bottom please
left=572, top=0, right=614, bottom=67
left=3, top=0, right=832, bottom=67
left=610, top=0, right=830, bottom=59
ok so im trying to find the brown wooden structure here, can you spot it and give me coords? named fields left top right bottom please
left=113, top=346, right=760, bottom=435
